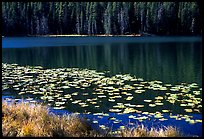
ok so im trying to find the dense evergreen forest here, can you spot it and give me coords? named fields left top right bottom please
left=2, top=2, right=202, bottom=36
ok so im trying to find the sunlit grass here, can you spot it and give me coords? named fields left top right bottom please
left=116, top=124, right=182, bottom=137
left=2, top=100, right=183, bottom=137
left=2, top=101, right=100, bottom=137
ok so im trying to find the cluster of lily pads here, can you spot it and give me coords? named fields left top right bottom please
left=2, top=63, right=202, bottom=128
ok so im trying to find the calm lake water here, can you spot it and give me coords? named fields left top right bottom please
left=2, top=36, right=202, bottom=136
left=2, top=36, right=202, bottom=86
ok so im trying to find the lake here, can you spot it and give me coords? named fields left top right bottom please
left=2, top=36, right=202, bottom=136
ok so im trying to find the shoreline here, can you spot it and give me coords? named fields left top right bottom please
left=3, top=34, right=202, bottom=38
left=28, top=34, right=144, bottom=37
left=3, top=33, right=156, bottom=37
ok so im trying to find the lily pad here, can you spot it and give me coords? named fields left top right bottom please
left=162, top=110, right=170, bottom=113
left=184, top=109, right=193, bottom=112
left=126, top=96, right=133, bottom=101
left=149, top=104, right=156, bottom=107
left=109, top=109, right=122, bottom=113
left=144, top=100, right=152, bottom=103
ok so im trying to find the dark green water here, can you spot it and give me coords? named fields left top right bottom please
left=2, top=37, right=202, bottom=86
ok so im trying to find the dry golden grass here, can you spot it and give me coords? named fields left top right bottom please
left=2, top=100, right=183, bottom=137
left=2, top=101, right=100, bottom=137
left=116, top=124, right=182, bottom=137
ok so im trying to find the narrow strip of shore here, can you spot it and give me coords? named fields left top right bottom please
left=27, top=34, right=145, bottom=37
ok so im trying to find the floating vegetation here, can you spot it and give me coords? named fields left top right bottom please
left=162, top=110, right=170, bottom=113
left=155, top=102, right=164, bottom=106
left=184, top=109, right=193, bottom=113
left=149, top=104, right=156, bottom=107
left=154, top=113, right=163, bottom=119
left=144, top=100, right=152, bottom=103
left=2, top=63, right=202, bottom=127
left=109, top=109, right=122, bottom=113
left=158, top=118, right=168, bottom=121
left=92, top=120, right=98, bottom=124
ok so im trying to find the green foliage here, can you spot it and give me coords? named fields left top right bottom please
left=2, top=2, right=201, bottom=36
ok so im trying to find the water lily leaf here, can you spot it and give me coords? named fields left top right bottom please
left=72, top=100, right=80, bottom=104
left=82, top=93, right=89, bottom=96
left=187, top=103, right=195, bottom=107
left=93, top=121, right=98, bottom=124
left=188, top=120, right=196, bottom=124
left=93, top=113, right=103, bottom=116
left=162, top=110, right=170, bottom=113
left=155, top=100, right=162, bottom=103
left=170, top=115, right=178, bottom=119
left=113, top=120, right=122, bottom=124
left=135, top=105, right=144, bottom=108
left=195, top=119, right=202, bottom=123
left=81, top=104, right=89, bottom=107
left=126, top=96, right=133, bottom=101
left=159, top=118, right=168, bottom=121
left=109, top=117, right=116, bottom=120
left=149, top=104, right=156, bottom=107
left=18, top=92, right=26, bottom=95
left=102, top=113, right=109, bottom=116
left=120, top=126, right=125, bottom=129
left=142, top=112, right=149, bottom=115
left=137, top=78, right=144, bottom=81
left=109, top=109, right=122, bottom=113
left=62, top=86, right=70, bottom=89
left=108, top=99, right=115, bottom=102
left=90, top=101, right=97, bottom=104
left=123, top=108, right=136, bottom=113
left=128, top=115, right=136, bottom=119
left=193, top=91, right=201, bottom=95
left=184, top=109, right=193, bottom=112
left=55, top=101, right=65, bottom=105
left=144, top=100, right=152, bottom=103
left=99, top=125, right=106, bottom=129
left=180, top=104, right=187, bottom=107
left=113, top=105, right=125, bottom=109
left=154, top=114, right=163, bottom=118
left=113, top=95, right=122, bottom=98
left=165, top=84, right=172, bottom=87
left=72, top=92, right=78, bottom=95
left=98, top=95, right=106, bottom=98
left=53, top=106, right=65, bottom=110
left=155, top=96, right=163, bottom=100
left=155, top=102, right=163, bottom=106
left=193, top=109, right=200, bottom=113
left=125, top=93, right=132, bottom=96
left=135, top=90, right=145, bottom=93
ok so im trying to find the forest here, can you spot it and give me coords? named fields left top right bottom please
left=2, top=2, right=202, bottom=36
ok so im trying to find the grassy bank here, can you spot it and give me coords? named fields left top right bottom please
left=2, top=100, right=182, bottom=137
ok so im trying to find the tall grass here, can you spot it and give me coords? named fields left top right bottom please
left=2, top=100, right=183, bottom=137
left=117, top=124, right=182, bottom=137
left=2, top=101, right=100, bottom=137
